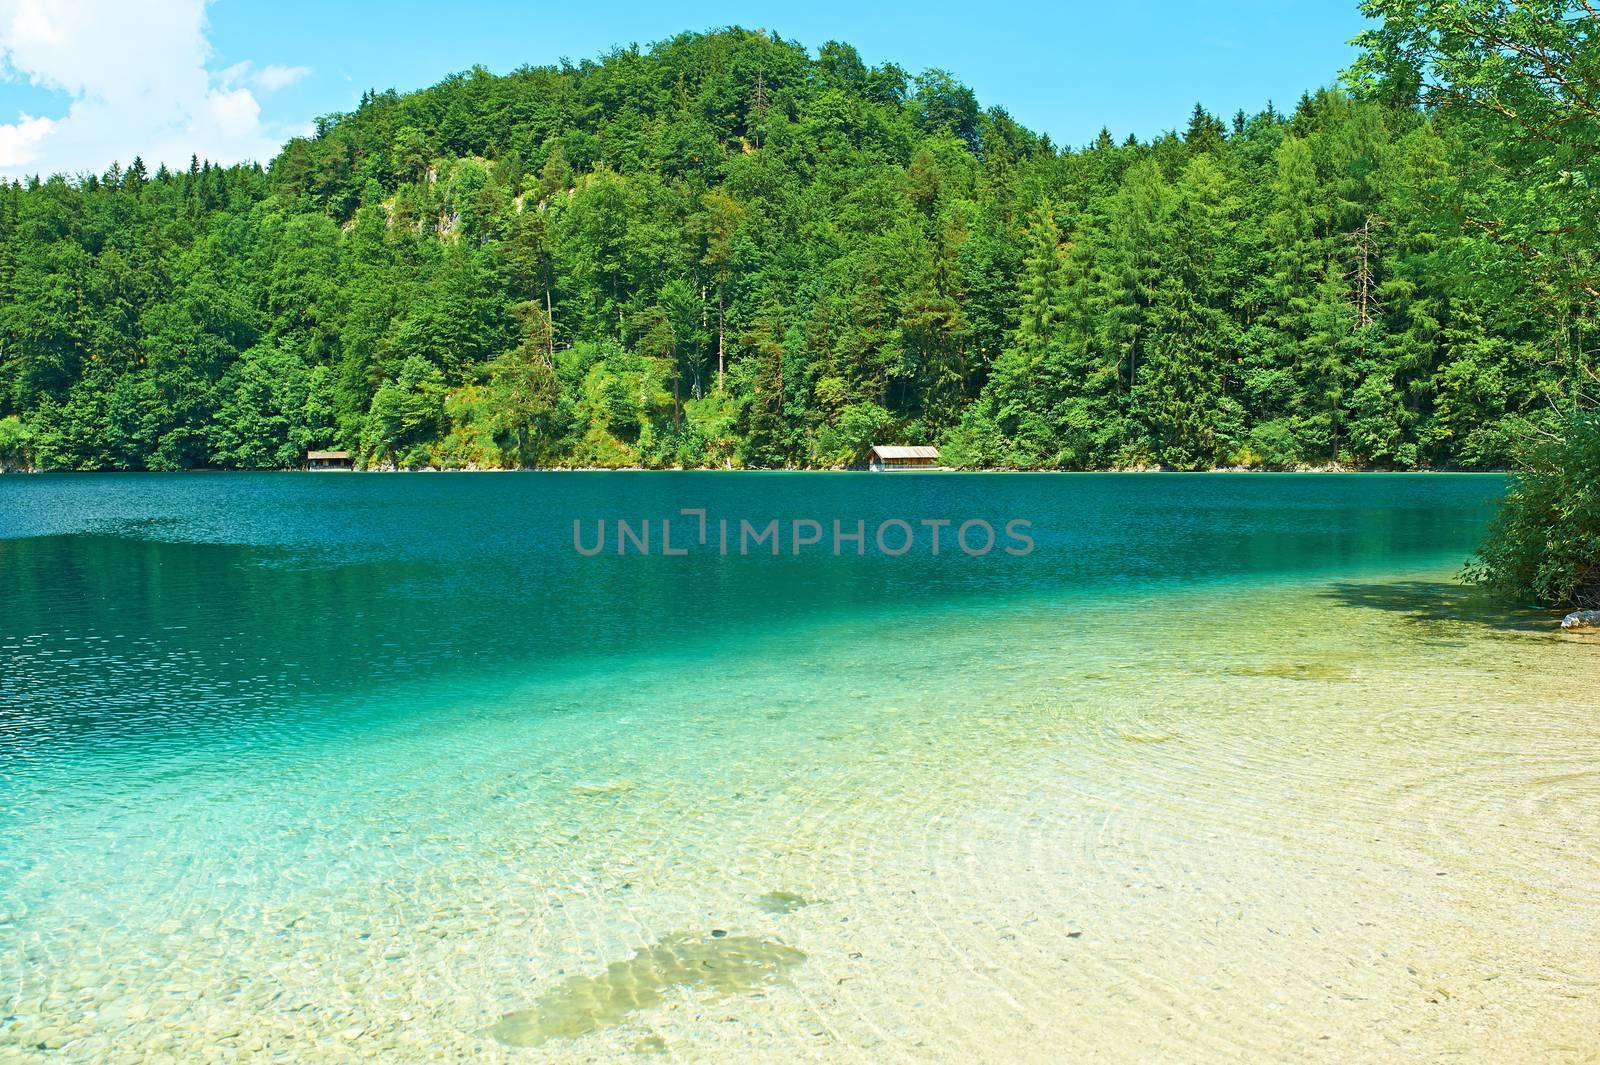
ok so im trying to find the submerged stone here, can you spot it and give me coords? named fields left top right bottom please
left=569, top=780, right=634, bottom=797
left=1228, top=661, right=1351, bottom=682
left=755, top=891, right=811, bottom=915
left=486, top=931, right=806, bottom=1047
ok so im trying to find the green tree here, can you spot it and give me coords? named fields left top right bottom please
left=486, top=302, right=561, bottom=464
left=1354, top=0, right=1600, bottom=602
left=0, top=415, right=33, bottom=471
left=692, top=189, right=747, bottom=393
left=365, top=356, right=447, bottom=466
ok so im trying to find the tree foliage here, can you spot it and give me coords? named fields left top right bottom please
left=1353, top=0, right=1599, bottom=605
left=0, top=25, right=1586, bottom=477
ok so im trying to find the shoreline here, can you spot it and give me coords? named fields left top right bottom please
left=0, top=465, right=1514, bottom=475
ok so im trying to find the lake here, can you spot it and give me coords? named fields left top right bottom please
left=2, top=472, right=1597, bottom=1062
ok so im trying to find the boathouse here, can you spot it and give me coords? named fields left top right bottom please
left=305, top=450, right=354, bottom=471
left=868, top=445, right=940, bottom=471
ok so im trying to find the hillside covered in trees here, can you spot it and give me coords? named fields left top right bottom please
left=0, top=26, right=1588, bottom=471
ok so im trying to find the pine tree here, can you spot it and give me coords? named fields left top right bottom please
left=1016, top=205, right=1067, bottom=352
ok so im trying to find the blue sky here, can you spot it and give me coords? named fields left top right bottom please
left=0, top=0, right=1369, bottom=179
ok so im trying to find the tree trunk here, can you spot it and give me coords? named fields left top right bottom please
left=543, top=259, right=555, bottom=360
left=717, top=276, right=726, bottom=393
left=673, top=340, right=682, bottom=432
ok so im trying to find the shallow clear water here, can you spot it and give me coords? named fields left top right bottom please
left=1, top=473, right=1596, bottom=1063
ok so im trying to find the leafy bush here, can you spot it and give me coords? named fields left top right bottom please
left=815, top=403, right=893, bottom=468
left=1467, top=411, right=1600, bottom=608
left=0, top=415, right=32, bottom=471
left=1246, top=420, right=1302, bottom=469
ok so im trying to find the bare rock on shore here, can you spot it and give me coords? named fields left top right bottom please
left=1559, top=610, right=1600, bottom=630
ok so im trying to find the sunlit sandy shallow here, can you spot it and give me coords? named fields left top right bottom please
left=3, top=561, right=1597, bottom=1063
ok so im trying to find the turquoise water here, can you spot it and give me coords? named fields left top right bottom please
left=0, top=472, right=1498, bottom=798
left=0, top=471, right=1501, bottom=753
left=3, top=472, right=1597, bottom=1063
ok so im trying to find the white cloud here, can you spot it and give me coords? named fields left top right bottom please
left=0, top=111, right=51, bottom=166
left=0, top=0, right=311, bottom=179
left=256, top=63, right=310, bottom=92
left=216, top=59, right=311, bottom=94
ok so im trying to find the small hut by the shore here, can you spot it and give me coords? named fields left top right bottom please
left=868, top=445, right=940, bottom=471
left=305, top=450, right=354, bottom=471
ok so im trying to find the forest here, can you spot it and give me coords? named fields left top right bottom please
left=0, top=13, right=1591, bottom=477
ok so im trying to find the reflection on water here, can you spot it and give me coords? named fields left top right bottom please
left=2, top=474, right=1597, bottom=1063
